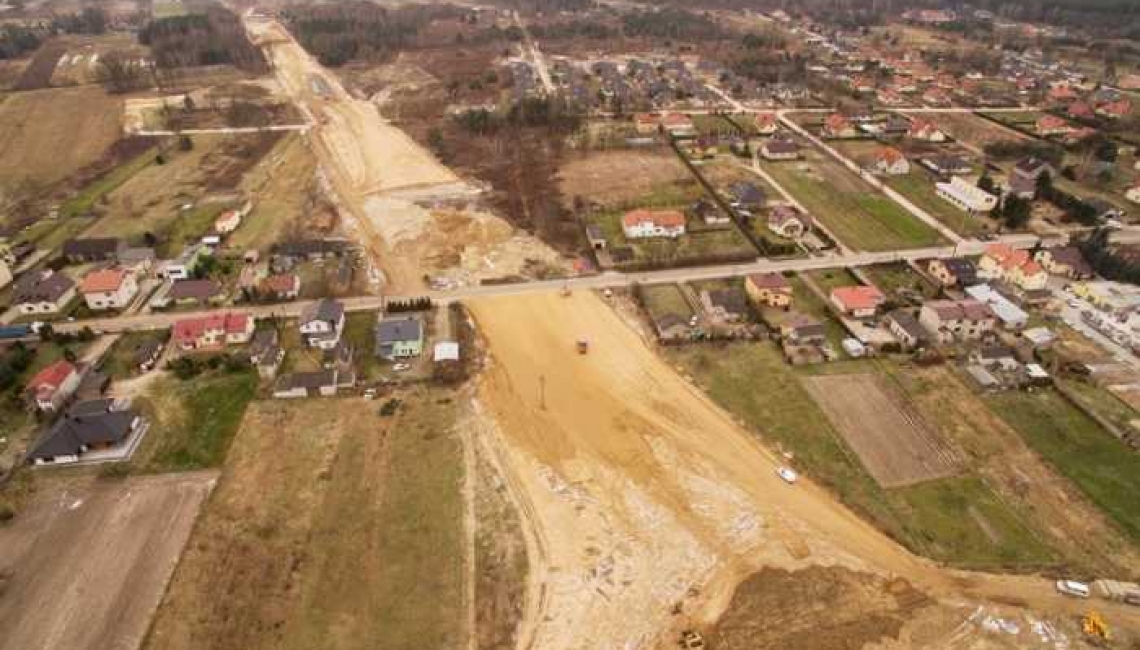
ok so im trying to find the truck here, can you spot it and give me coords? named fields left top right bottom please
left=576, top=338, right=589, bottom=355
left=1056, top=580, right=1091, bottom=598
left=0, top=322, right=41, bottom=340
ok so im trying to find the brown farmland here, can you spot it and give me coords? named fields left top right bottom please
left=803, top=373, right=960, bottom=488
left=0, top=472, right=215, bottom=650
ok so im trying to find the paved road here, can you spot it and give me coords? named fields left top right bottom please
left=53, top=235, right=1047, bottom=335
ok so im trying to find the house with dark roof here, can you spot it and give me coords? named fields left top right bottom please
left=375, top=315, right=424, bottom=359
left=745, top=272, right=793, bottom=308
left=919, top=299, right=996, bottom=343
left=14, top=270, right=76, bottom=314
left=248, top=329, right=285, bottom=378
left=62, top=238, right=123, bottom=264
left=927, top=258, right=977, bottom=287
left=272, top=369, right=346, bottom=399
left=727, top=182, right=766, bottom=211
left=1035, top=246, right=1093, bottom=279
left=699, top=288, right=749, bottom=323
left=886, top=309, right=926, bottom=350
left=27, top=400, right=143, bottom=465
left=761, top=137, right=800, bottom=161
left=167, top=279, right=223, bottom=306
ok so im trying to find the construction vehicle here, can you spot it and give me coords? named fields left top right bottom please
left=560, top=284, right=571, bottom=297
left=576, top=338, right=589, bottom=355
left=1081, top=611, right=1109, bottom=643
left=679, top=630, right=705, bottom=650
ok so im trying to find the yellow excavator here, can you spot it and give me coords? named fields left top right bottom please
left=1082, top=611, right=1109, bottom=644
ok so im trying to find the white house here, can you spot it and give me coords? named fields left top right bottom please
left=621, top=209, right=686, bottom=239
left=936, top=176, right=998, bottom=213
left=79, top=267, right=138, bottom=311
left=871, top=147, right=910, bottom=175
left=299, top=298, right=346, bottom=349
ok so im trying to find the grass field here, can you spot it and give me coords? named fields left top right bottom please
left=885, top=172, right=994, bottom=237
left=665, top=343, right=1057, bottom=569
left=228, top=134, right=316, bottom=252
left=145, top=391, right=466, bottom=650
left=0, top=86, right=122, bottom=187
left=640, top=283, right=693, bottom=320
left=987, top=388, right=1140, bottom=544
left=760, top=153, right=944, bottom=251
left=132, top=370, right=258, bottom=473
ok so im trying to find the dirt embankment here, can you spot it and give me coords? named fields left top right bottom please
left=468, top=291, right=1140, bottom=650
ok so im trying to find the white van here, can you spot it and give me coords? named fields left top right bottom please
left=1056, top=580, right=1090, bottom=598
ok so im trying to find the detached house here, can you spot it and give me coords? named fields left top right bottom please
left=886, top=309, right=926, bottom=350
left=621, top=209, right=686, bottom=239
left=260, top=273, right=301, bottom=301
left=1034, top=246, right=1093, bottom=279
left=927, top=258, right=977, bottom=287
left=167, top=279, right=223, bottom=306
left=375, top=315, right=425, bottom=359
left=62, top=237, right=123, bottom=264
left=79, top=267, right=138, bottom=311
left=822, top=113, right=857, bottom=139
left=13, top=270, right=76, bottom=314
left=754, top=113, right=778, bottom=135
left=760, top=137, right=800, bottom=161
left=299, top=298, right=345, bottom=349
left=745, top=272, right=793, bottom=308
left=26, top=399, right=143, bottom=465
left=1036, top=115, right=1073, bottom=137
left=935, top=176, right=997, bottom=214
left=25, top=360, right=81, bottom=412
left=871, top=147, right=910, bottom=175
left=919, top=299, right=996, bottom=343
left=830, top=285, right=885, bottom=318
left=768, top=205, right=810, bottom=239
left=907, top=118, right=945, bottom=142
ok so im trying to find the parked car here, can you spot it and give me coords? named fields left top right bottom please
left=776, top=466, right=798, bottom=484
left=1056, top=580, right=1090, bottom=598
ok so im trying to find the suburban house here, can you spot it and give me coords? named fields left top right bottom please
left=1036, top=115, right=1073, bottom=136
left=299, top=298, right=345, bottom=349
left=585, top=224, right=607, bottom=251
left=1095, top=99, right=1132, bottom=119
left=699, top=289, right=749, bottom=322
left=26, top=399, right=143, bottom=465
left=907, top=118, right=946, bottom=142
left=886, top=309, right=926, bottom=350
left=1007, top=157, right=1052, bottom=199
left=965, top=284, right=1030, bottom=330
left=273, top=369, right=351, bottom=399
left=62, top=237, right=123, bottom=264
left=745, top=272, right=793, bottom=308
left=871, top=147, right=910, bottom=175
left=918, top=299, right=996, bottom=343
left=375, top=315, right=425, bottom=359
left=921, top=155, right=972, bottom=176
left=768, top=205, right=810, bottom=239
left=633, top=113, right=659, bottom=134
left=133, top=339, right=164, bottom=372
left=248, top=329, right=285, bottom=378
left=273, top=238, right=351, bottom=262
left=160, top=244, right=207, bottom=280
left=118, top=247, right=156, bottom=275
left=1034, top=246, right=1093, bottom=279
left=171, top=312, right=255, bottom=352
left=760, top=137, right=801, bottom=160
left=25, top=360, right=81, bottom=412
left=659, top=112, right=695, bottom=136
left=652, top=312, right=690, bottom=342
left=79, top=267, right=138, bottom=311
left=259, top=273, right=301, bottom=300
left=778, top=312, right=826, bottom=344
left=830, top=285, right=886, bottom=318
left=213, top=201, right=251, bottom=235
left=822, top=113, right=857, bottom=138
left=621, top=209, right=686, bottom=239
left=927, top=258, right=978, bottom=287
left=688, top=199, right=730, bottom=225
left=935, top=176, right=998, bottom=214
left=166, top=278, right=223, bottom=306
left=13, top=270, right=76, bottom=314
left=727, top=182, right=765, bottom=212
left=754, top=112, right=778, bottom=135
left=979, top=244, right=1048, bottom=291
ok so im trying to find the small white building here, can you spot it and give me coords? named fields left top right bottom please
left=621, top=209, right=686, bottom=239
left=936, top=176, right=998, bottom=214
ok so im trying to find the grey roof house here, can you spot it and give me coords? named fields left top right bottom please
left=375, top=316, right=425, bottom=359
left=27, top=399, right=142, bottom=465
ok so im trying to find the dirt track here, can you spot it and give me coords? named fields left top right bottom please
left=0, top=472, right=215, bottom=650
left=469, top=292, right=1140, bottom=649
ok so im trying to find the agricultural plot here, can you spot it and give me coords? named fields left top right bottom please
left=933, top=113, right=1030, bottom=150
left=759, top=147, right=944, bottom=251
left=0, top=473, right=214, bottom=650
left=557, top=149, right=692, bottom=209
left=145, top=392, right=466, bottom=650
left=0, top=86, right=122, bottom=188
left=803, top=373, right=961, bottom=487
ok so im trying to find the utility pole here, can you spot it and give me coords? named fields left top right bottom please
left=538, top=374, right=546, bottom=411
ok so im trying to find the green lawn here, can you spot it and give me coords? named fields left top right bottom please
left=343, top=311, right=382, bottom=381
left=987, top=388, right=1140, bottom=543
left=862, top=263, right=938, bottom=301
left=640, top=283, right=693, bottom=320
left=886, top=172, right=994, bottom=237
left=133, top=370, right=258, bottom=472
left=761, top=159, right=945, bottom=251
left=805, top=267, right=860, bottom=293
left=665, top=342, right=1057, bottom=570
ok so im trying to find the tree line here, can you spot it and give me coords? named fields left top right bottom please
left=282, top=2, right=462, bottom=67
left=139, top=5, right=266, bottom=72
left=0, top=9, right=108, bottom=60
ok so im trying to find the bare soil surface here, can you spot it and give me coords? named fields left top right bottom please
left=556, top=149, right=691, bottom=209
left=0, top=472, right=216, bottom=650
left=468, top=292, right=1140, bottom=650
left=803, top=373, right=961, bottom=487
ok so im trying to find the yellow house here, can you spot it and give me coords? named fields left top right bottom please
left=745, top=272, right=793, bottom=308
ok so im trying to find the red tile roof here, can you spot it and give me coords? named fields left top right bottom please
left=622, top=209, right=685, bottom=230
left=172, top=312, right=250, bottom=346
left=831, top=286, right=885, bottom=312
left=26, top=360, right=77, bottom=393
left=79, top=268, right=128, bottom=294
